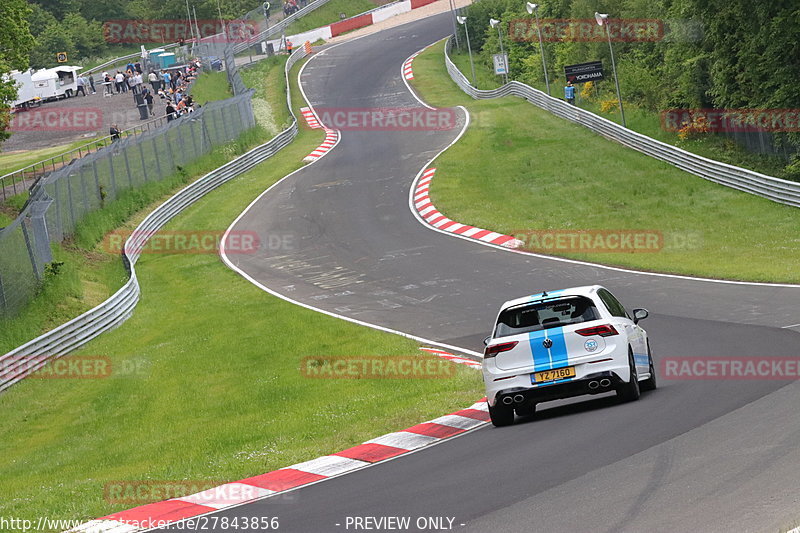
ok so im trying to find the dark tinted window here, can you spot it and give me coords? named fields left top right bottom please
left=598, top=289, right=629, bottom=319
left=495, top=296, right=601, bottom=338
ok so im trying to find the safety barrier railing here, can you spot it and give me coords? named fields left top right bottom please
left=0, top=46, right=309, bottom=392
left=444, top=38, right=800, bottom=208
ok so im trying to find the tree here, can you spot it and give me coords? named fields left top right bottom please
left=29, top=23, right=77, bottom=70
left=63, top=13, right=106, bottom=58
left=0, top=0, right=36, bottom=144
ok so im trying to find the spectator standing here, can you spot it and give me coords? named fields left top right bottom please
left=76, top=75, right=86, bottom=96
left=88, top=74, right=96, bottom=94
left=114, top=71, right=124, bottom=94
left=166, top=101, right=177, bottom=121
left=103, top=72, right=114, bottom=95
left=143, top=89, right=155, bottom=116
left=565, top=81, right=575, bottom=105
left=110, top=124, right=121, bottom=141
left=148, top=71, right=159, bottom=92
left=127, top=72, right=138, bottom=94
left=134, top=71, right=143, bottom=94
left=162, top=70, right=172, bottom=91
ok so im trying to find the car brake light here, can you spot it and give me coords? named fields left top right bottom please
left=575, top=325, right=619, bottom=337
left=484, top=341, right=518, bottom=358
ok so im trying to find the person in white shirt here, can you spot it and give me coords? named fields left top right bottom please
left=148, top=70, right=160, bottom=92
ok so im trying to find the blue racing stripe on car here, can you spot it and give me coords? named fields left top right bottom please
left=528, top=327, right=569, bottom=372
left=528, top=330, right=551, bottom=372
left=547, top=328, right=569, bottom=369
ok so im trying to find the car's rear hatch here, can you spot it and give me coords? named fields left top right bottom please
left=491, top=296, right=601, bottom=371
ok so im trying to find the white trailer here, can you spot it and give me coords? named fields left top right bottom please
left=30, top=66, right=82, bottom=100
left=8, top=70, right=37, bottom=108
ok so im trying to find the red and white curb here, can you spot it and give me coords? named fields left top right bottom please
left=67, top=350, right=486, bottom=533
left=300, top=106, right=339, bottom=163
left=303, top=128, right=339, bottom=162
left=265, top=0, right=443, bottom=54
left=420, top=347, right=482, bottom=369
left=403, top=52, right=420, bottom=80
left=413, top=168, right=523, bottom=248
left=300, top=107, right=321, bottom=129
left=402, top=43, right=434, bottom=80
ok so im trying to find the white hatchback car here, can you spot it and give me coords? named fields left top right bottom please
left=483, top=285, right=656, bottom=427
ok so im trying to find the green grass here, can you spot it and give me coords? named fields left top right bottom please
left=412, top=42, right=800, bottom=283
left=241, top=56, right=292, bottom=137
left=0, top=128, right=270, bottom=355
left=285, top=0, right=381, bottom=35
left=0, top=69, right=275, bottom=353
left=0, top=140, right=99, bottom=176
left=0, top=55, right=483, bottom=527
left=449, top=49, right=792, bottom=180
left=189, top=71, right=233, bottom=105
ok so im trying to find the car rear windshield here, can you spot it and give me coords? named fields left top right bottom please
left=494, top=296, right=601, bottom=338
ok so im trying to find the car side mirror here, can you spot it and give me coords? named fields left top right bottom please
left=632, top=308, right=649, bottom=324
left=483, top=335, right=491, bottom=346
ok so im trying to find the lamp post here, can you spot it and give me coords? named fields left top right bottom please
left=457, top=16, right=477, bottom=86
left=448, top=0, right=460, bottom=49
left=525, top=2, right=550, bottom=96
left=595, top=12, right=626, bottom=127
left=489, top=18, right=509, bottom=84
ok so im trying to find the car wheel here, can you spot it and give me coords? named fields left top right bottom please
left=488, top=401, right=515, bottom=427
left=515, top=401, right=537, bottom=418
left=616, top=348, right=641, bottom=402
left=640, top=341, right=657, bottom=392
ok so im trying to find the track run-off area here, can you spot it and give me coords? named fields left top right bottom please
left=188, top=12, right=800, bottom=533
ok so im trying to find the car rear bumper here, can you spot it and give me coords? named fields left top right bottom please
left=489, top=371, right=624, bottom=406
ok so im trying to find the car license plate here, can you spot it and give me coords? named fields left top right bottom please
left=533, top=366, right=576, bottom=383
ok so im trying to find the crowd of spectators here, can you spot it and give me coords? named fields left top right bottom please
left=101, top=59, right=203, bottom=140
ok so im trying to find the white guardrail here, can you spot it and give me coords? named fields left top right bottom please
left=0, top=47, right=309, bottom=393
left=444, top=38, right=800, bottom=209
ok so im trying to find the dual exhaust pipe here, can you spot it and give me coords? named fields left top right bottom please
left=502, top=378, right=613, bottom=404
left=588, top=378, right=612, bottom=390
left=502, top=394, right=526, bottom=405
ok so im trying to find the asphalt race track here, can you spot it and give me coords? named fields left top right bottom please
left=163, top=13, right=800, bottom=533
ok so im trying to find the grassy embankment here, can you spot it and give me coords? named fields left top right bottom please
left=0, top=52, right=482, bottom=527
left=411, top=42, right=800, bottom=283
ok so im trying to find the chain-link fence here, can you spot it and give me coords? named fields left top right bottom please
left=0, top=88, right=255, bottom=317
